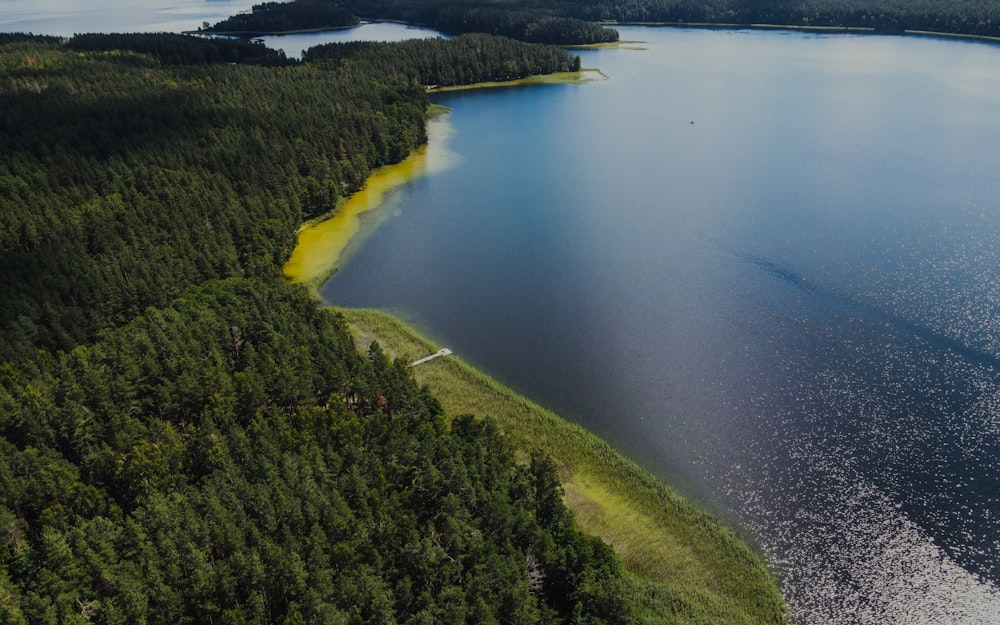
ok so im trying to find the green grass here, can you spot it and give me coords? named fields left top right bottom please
left=340, top=307, right=789, bottom=625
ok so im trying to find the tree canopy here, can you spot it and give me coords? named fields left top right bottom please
left=0, top=33, right=578, bottom=363
left=66, top=32, right=295, bottom=65
left=206, top=0, right=621, bottom=44
left=206, top=0, right=360, bottom=35
left=304, top=34, right=582, bottom=85
left=0, top=33, right=637, bottom=625
left=204, top=0, right=1000, bottom=50
left=0, top=278, right=629, bottom=624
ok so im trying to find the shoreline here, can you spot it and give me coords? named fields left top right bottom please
left=282, top=107, right=457, bottom=288
left=193, top=19, right=1000, bottom=49
left=428, top=68, right=606, bottom=92
left=283, top=95, right=787, bottom=621
left=282, top=143, right=435, bottom=288
left=185, top=23, right=360, bottom=37
left=283, top=70, right=599, bottom=287
left=608, top=20, right=1000, bottom=45
left=340, top=308, right=788, bottom=623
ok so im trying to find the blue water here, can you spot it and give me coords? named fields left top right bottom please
left=257, top=22, right=443, bottom=59
left=0, top=0, right=438, bottom=51
left=11, top=3, right=999, bottom=618
left=322, top=27, right=1000, bottom=623
left=0, top=0, right=255, bottom=36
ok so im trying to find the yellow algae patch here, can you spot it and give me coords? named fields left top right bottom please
left=283, top=114, right=457, bottom=287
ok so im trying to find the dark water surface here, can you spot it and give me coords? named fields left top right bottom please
left=322, top=27, right=1000, bottom=623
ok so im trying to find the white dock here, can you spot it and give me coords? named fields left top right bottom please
left=408, top=348, right=453, bottom=367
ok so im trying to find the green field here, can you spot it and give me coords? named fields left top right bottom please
left=340, top=308, right=789, bottom=624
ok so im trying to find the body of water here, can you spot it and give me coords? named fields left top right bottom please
left=0, top=0, right=438, bottom=52
left=0, top=0, right=254, bottom=36
left=257, top=22, right=442, bottom=59
left=321, top=27, right=1000, bottom=624
left=6, top=5, right=1000, bottom=620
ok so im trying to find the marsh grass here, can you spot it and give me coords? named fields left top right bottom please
left=340, top=307, right=788, bottom=624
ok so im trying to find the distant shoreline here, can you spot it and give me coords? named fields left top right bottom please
left=191, top=19, right=1000, bottom=48
left=608, top=20, right=1000, bottom=44
left=185, top=23, right=360, bottom=37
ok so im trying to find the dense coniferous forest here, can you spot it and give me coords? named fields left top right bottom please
left=0, top=34, right=641, bottom=623
left=0, top=278, right=627, bottom=624
left=304, top=34, right=582, bottom=85
left=0, top=33, right=579, bottom=363
left=206, top=0, right=621, bottom=44
left=581, top=0, right=1000, bottom=37
left=427, top=9, right=619, bottom=45
left=66, top=33, right=296, bottom=65
left=207, top=0, right=360, bottom=35
left=205, top=0, right=1000, bottom=49
left=344, top=0, right=1000, bottom=39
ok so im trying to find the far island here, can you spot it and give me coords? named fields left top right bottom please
left=204, top=0, right=1000, bottom=43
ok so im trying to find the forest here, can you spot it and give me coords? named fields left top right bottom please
left=0, top=32, right=580, bottom=363
left=66, top=33, right=296, bottom=66
left=203, top=0, right=1000, bottom=51
left=5, top=0, right=989, bottom=621
left=582, top=0, right=1000, bottom=37
left=207, top=0, right=360, bottom=35
left=205, top=0, right=621, bottom=44
left=342, top=0, right=1000, bottom=39
left=0, top=277, right=628, bottom=624
left=303, top=34, right=582, bottom=85
left=0, top=34, right=649, bottom=624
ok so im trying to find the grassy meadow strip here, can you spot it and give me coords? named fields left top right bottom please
left=339, top=307, right=789, bottom=624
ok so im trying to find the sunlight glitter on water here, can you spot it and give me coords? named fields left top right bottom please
left=721, top=256, right=1000, bottom=622
left=734, top=449, right=1000, bottom=624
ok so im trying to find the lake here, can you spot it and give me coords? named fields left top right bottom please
left=320, top=27, right=1000, bottom=624
left=0, top=0, right=255, bottom=36
left=6, top=6, right=1000, bottom=621
left=0, top=0, right=439, bottom=53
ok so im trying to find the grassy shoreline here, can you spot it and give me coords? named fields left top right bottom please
left=340, top=308, right=788, bottom=623
left=285, top=96, right=786, bottom=622
left=272, top=20, right=989, bottom=620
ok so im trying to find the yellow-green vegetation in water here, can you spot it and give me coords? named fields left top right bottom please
left=285, top=79, right=599, bottom=286
left=341, top=308, right=789, bottom=625
left=283, top=112, right=458, bottom=287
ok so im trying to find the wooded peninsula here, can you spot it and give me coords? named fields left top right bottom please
left=203, top=0, right=1000, bottom=43
left=2, top=1, right=993, bottom=623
